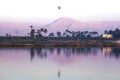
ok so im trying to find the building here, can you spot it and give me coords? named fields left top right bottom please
left=103, top=34, right=113, bottom=39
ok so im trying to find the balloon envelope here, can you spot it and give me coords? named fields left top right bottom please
left=58, top=6, right=61, bottom=10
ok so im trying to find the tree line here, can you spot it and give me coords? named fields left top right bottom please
left=104, top=28, right=120, bottom=39
left=30, top=26, right=100, bottom=39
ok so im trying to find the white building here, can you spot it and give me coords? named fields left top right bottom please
left=103, top=34, right=113, bottom=39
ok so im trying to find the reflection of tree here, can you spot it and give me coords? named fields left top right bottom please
left=63, top=47, right=73, bottom=57
left=30, top=47, right=100, bottom=61
left=75, top=47, right=98, bottom=56
left=30, top=47, right=47, bottom=61
left=36, top=47, right=47, bottom=58
left=109, top=47, right=120, bottom=59
left=48, top=47, right=54, bottom=53
left=103, top=47, right=120, bottom=59
left=30, top=47, right=120, bottom=62
left=56, top=48, right=61, bottom=55
left=30, top=47, right=35, bottom=61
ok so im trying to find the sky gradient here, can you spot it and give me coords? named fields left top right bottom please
left=0, top=0, right=120, bottom=36
left=0, top=0, right=120, bottom=22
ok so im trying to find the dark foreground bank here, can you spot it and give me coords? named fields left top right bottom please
left=0, top=36, right=120, bottom=47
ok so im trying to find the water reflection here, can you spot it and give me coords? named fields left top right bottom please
left=30, top=47, right=35, bottom=61
left=30, top=46, right=120, bottom=62
left=0, top=46, right=120, bottom=80
left=30, top=47, right=47, bottom=61
left=103, top=47, right=120, bottom=59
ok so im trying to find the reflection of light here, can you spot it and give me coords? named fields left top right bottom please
left=103, top=47, right=112, bottom=55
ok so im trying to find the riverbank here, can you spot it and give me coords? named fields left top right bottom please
left=0, top=41, right=120, bottom=47
left=0, top=36, right=120, bottom=47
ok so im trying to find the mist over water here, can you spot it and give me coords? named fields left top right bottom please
left=0, top=46, right=120, bottom=80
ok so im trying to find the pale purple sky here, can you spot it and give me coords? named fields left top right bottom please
left=0, top=0, right=120, bottom=22
left=0, top=0, right=120, bottom=36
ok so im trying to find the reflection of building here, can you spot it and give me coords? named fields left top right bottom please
left=103, top=47, right=112, bottom=54
left=103, top=34, right=113, bottom=39
left=29, top=47, right=120, bottom=63
left=103, top=47, right=120, bottom=59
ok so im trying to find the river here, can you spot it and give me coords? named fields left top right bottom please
left=0, top=46, right=120, bottom=80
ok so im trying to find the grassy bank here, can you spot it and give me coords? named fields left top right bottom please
left=0, top=36, right=120, bottom=47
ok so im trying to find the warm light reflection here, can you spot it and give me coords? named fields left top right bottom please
left=103, top=47, right=112, bottom=54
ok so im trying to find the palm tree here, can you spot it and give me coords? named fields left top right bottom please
left=65, top=29, right=72, bottom=34
left=92, top=31, right=98, bottom=37
left=84, top=31, right=88, bottom=35
left=27, top=33, right=30, bottom=36
left=49, top=33, right=54, bottom=37
left=30, top=26, right=33, bottom=29
left=108, top=30, right=113, bottom=34
left=40, top=28, right=44, bottom=32
left=65, top=29, right=72, bottom=37
left=115, top=28, right=119, bottom=31
left=6, top=33, right=9, bottom=37
left=40, top=28, right=45, bottom=37
left=63, top=32, right=66, bottom=37
left=56, top=31, right=61, bottom=37
left=30, top=26, right=35, bottom=38
left=89, top=32, right=93, bottom=37
left=30, top=29, right=35, bottom=38
left=104, top=30, right=108, bottom=34
left=44, top=28, right=47, bottom=37
left=37, top=30, right=43, bottom=37
left=71, top=31, right=76, bottom=37
left=114, top=28, right=120, bottom=39
left=75, top=31, right=81, bottom=38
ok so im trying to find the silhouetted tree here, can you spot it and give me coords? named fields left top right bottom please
left=83, top=31, right=89, bottom=36
left=30, top=26, right=35, bottom=38
left=65, top=29, right=72, bottom=37
left=6, top=33, right=9, bottom=37
left=71, top=31, right=76, bottom=37
left=104, top=30, right=108, bottom=34
left=92, top=31, right=98, bottom=37
left=63, top=32, right=66, bottom=37
left=30, top=26, right=33, bottom=29
left=44, top=28, right=47, bottom=37
left=49, top=33, right=54, bottom=37
left=37, top=30, right=43, bottom=37
left=56, top=31, right=61, bottom=37
left=40, top=28, right=47, bottom=37
left=107, top=28, right=120, bottom=39
left=27, top=33, right=30, bottom=36
left=76, top=31, right=81, bottom=38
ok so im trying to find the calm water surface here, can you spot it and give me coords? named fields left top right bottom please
left=0, top=46, right=120, bottom=80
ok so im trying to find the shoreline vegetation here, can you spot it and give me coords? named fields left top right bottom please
left=0, top=37, right=120, bottom=47
left=0, top=26, right=120, bottom=47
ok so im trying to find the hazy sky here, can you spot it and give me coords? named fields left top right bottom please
left=0, top=0, right=120, bottom=23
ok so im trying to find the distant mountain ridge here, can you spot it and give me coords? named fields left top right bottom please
left=0, top=17, right=120, bottom=36
left=46, top=17, right=120, bottom=34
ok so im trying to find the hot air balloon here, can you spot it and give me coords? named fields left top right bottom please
left=58, top=6, right=61, bottom=10
left=57, top=0, right=61, bottom=10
